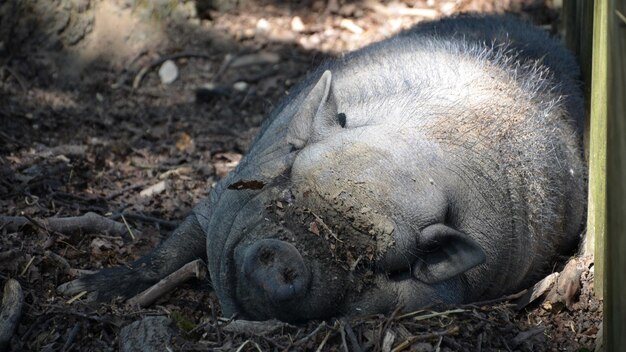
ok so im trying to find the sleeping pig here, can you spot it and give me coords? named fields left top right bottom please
left=59, top=14, right=586, bottom=322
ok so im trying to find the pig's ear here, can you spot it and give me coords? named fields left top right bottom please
left=413, top=224, right=486, bottom=284
left=287, top=70, right=339, bottom=149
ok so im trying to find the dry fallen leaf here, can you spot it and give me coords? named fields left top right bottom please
left=212, top=152, right=242, bottom=178
left=176, top=132, right=195, bottom=153
left=308, top=221, right=320, bottom=235
left=140, top=180, right=168, bottom=197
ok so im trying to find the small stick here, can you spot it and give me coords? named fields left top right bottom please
left=20, top=256, right=35, bottom=276
left=311, top=212, right=343, bottom=242
left=120, top=215, right=135, bottom=240
left=234, top=340, right=251, bottom=352
left=377, top=306, right=401, bottom=351
left=1, top=66, right=28, bottom=91
left=476, top=332, right=483, bottom=352
left=390, top=326, right=459, bottom=352
left=111, top=212, right=179, bottom=230
left=61, top=322, right=80, bottom=352
left=315, top=329, right=333, bottom=352
left=23, top=214, right=61, bottom=237
left=339, top=321, right=349, bottom=352
left=127, top=259, right=207, bottom=307
left=66, top=291, right=87, bottom=304
left=342, top=319, right=363, bottom=352
left=396, top=308, right=467, bottom=321
left=464, top=289, right=528, bottom=308
left=616, top=10, right=626, bottom=25
left=211, top=299, right=222, bottom=344
left=292, top=321, right=326, bottom=347
left=500, top=335, right=513, bottom=352
left=0, top=212, right=138, bottom=238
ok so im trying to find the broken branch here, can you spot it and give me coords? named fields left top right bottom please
left=127, top=259, right=207, bottom=307
left=0, top=212, right=137, bottom=238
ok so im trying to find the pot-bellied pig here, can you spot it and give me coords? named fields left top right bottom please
left=59, top=14, right=586, bottom=322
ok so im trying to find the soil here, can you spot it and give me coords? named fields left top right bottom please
left=0, top=0, right=601, bottom=351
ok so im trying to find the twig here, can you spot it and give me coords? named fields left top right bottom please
left=511, top=326, right=545, bottom=349
left=500, top=335, right=513, bottom=352
left=291, top=321, right=326, bottom=349
left=133, top=52, right=214, bottom=90
left=1, top=65, right=27, bottom=91
left=232, top=337, right=264, bottom=352
left=0, top=212, right=138, bottom=238
left=342, top=319, right=363, bottom=352
left=396, top=308, right=467, bottom=321
left=211, top=299, right=222, bottom=344
left=256, top=334, right=286, bottom=350
left=434, top=336, right=443, bottom=351
left=339, top=320, right=348, bottom=352
left=463, top=289, right=528, bottom=308
left=390, top=326, right=460, bottom=352
left=312, top=212, right=343, bottom=242
left=111, top=212, right=179, bottom=230
left=127, top=259, right=207, bottom=307
left=616, top=10, right=626, bottom=25
left=213, top=54, right=235, bottom=83
left=23, top=214, right=63, bottom=237
left=66, top=291, right=87, bottom=304
left=235, top=340, right=251, bottom=352
left=20, top=256, right=35, bottom=276
left=315, top=328, right=333, bottom=352
left=61, top=322, right=80, bottom=352
left=120, top=215, right=135, bottom=240
left=377, top=305, right=402, bottom=351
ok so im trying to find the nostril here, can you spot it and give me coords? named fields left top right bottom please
left=282, top=267, right=297, bottom=283
left=258, top=249, right=275, bottom=265
left=242, top=239, right=311, bottom=303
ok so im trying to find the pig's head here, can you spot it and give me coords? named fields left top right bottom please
left=206, top=71, right=487, bottom=322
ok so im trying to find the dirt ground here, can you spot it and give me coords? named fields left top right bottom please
left=0, top=0, right=601, bottom=351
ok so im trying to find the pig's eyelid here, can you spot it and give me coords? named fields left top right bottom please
left=337, top=113, right=347, bottom=128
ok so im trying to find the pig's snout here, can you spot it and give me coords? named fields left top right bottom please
left=242, top=239, right=311, bottom=302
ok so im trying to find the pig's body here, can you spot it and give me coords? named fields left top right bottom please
left=59, top=14, right=586, bottom=322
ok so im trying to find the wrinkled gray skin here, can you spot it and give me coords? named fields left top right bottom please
left=59, top=14, right=586, bottom=323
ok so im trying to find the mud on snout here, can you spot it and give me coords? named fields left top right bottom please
left=219, top=187, right=390, bottom=322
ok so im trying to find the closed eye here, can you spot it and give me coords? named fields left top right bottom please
left=337, top=113, right=347, bottom=128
